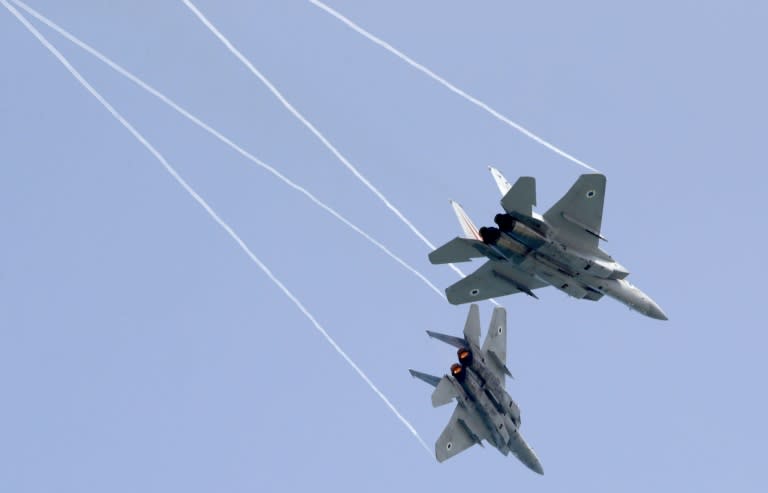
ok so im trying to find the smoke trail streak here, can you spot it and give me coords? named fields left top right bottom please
left=180, top=0, right=470, bottom=281
left=308, top=0, right=599, bottom=173
left=1, top=0, right=431, bottom=454
left=7, top=0, right=444, bottom=301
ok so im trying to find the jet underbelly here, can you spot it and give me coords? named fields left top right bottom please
left=461, top=373, right=509, bottom=448
left=535, top=242, right=622, bottom=280
left=521, top=255, right=591, bottom=299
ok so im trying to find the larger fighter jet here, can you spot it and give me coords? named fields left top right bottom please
left=429, top=168, right=667, bottom=320
left=410, top=304, right=543, bottom=474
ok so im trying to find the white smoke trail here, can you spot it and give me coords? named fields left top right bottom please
left=308, top=0, right=599, bottom=173
left=180, top=0, right=470, bottom=281
left=7, top=0, right=444, bottom=300
left=1, top=0, right=431, bottom=454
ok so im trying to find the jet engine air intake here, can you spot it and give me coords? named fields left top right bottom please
left=582, top=260, right=613, bottom=279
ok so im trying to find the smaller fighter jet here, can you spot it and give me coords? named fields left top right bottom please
left=410, top=304, right=543, bottom=474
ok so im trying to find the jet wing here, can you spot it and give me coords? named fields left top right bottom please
left=435, top=404, right=488, bottom=462
left=445, top=261, right=546, bottom=305
left=543, top=174, right=606, bottom=251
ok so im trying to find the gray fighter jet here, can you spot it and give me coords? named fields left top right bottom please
left=429, top=168, right=667, bottom=320
left=410, top=304, right=544, bottom=474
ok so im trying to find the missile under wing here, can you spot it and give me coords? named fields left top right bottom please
left=410, top=304, right=544, bottom=474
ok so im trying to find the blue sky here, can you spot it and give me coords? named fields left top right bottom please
left=1, top=1, right=766, bottom=491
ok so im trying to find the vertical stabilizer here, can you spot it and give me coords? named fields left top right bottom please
left=463, top=304, right=481, bottom=348
left=500, top=176, right=537, bottom=217
left=481, top=307, right=513, bottom=379
left=489, top=166, right=512, bottom=195
left=450, top=201, right=482, bottom=240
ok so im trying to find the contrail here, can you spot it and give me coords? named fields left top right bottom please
left=308, top=0, right=599, bottom=173
left=1, top=0, right=431, bottom=455
left=7, top=0, right=444, bottom=300
left=180, top=0, right=470, bottom=281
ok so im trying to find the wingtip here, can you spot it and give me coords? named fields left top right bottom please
left=424, top=329, right=447, bottom=341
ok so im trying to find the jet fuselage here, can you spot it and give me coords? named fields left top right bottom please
left=450, top=358, right=542, bottom=473
left=411, top=305, right=544, bottom=473
left=479, top=214, right=667, bottom=320
left=457, top=348, right=521, bottom=426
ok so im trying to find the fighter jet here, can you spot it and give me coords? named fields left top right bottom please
left=410, top=304, right=544, bottom=474
left=429, top=168, right=667, bottom=320
left=409, top=304, right=544, bottom=474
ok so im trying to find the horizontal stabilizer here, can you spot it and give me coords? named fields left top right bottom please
left=501, top=176, right=536, bottom=217
left=426, top=330, right=467, bottom=349
left=429, top=237, right=487, bottom=264
left=409, top=369, right=441, bottom=388
left=432, top=376, right=459, bottom=407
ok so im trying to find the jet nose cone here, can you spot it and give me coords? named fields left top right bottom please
left=646, top=300, right=668, bottom=321
left=521, top=448, right=544, bottom=475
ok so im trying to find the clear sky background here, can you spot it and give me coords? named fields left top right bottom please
left=1, top=1, right=766, bottom=491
